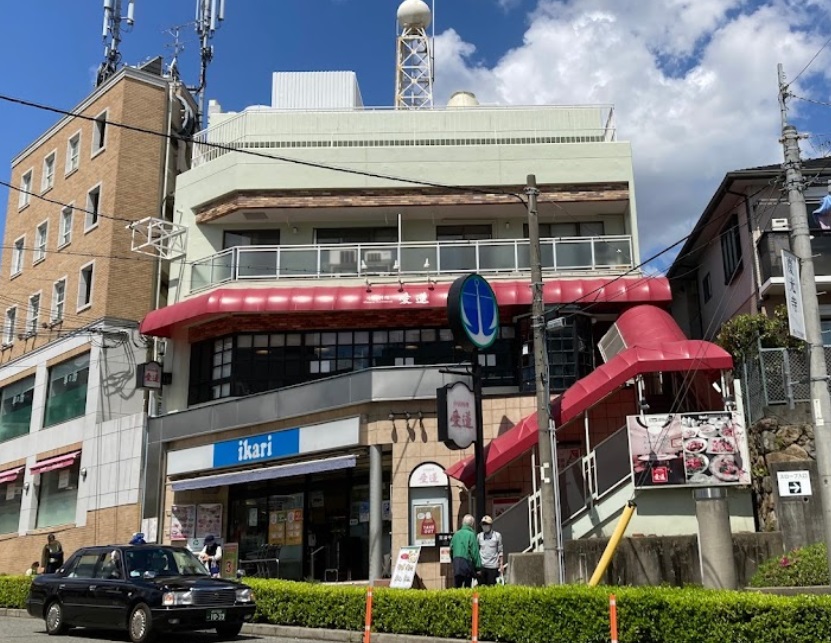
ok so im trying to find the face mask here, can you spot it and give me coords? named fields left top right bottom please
left=482, top=525, right=491, bottom=532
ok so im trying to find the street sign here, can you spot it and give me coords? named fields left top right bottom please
left=447, top=273, right=500, bottom=352
left=782, top=249, right=807, bottom=341
left=777, top=470, right=812, bottom=497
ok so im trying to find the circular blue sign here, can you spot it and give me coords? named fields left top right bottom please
left=447, top=273, right=500, bottom=351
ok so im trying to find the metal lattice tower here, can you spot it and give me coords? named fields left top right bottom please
left=97, top=0, right=135, bottom=87
left=395, top=0, right=434, bottom=110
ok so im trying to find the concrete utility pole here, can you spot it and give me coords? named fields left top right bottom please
left=526, top=175, right=563, bottom=585
left=778, top=63, right=831, bottom=581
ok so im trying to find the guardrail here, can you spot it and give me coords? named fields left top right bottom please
left=190, top=236, right=634, bottom=292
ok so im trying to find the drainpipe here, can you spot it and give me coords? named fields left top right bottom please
left=726, top=189, right=762, bottom=313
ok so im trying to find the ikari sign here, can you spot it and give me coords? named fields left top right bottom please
left=213, top=428, right=300, bottom=468
left=447, top=273, right=500, bottom=352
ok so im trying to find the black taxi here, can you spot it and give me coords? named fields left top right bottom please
left=26, top=544, right=255, bottom=643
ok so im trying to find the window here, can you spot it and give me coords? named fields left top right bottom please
left=64, top=551, right=99, bottom=578
left=18, top=170, right=32, bottom=208
left=822, top=319, right=831, bottom=346
left=44, top=353, right=90, bottom=427
left=223, top=229, right=282, bottom=249
left=85, top=185, right=101, bottom=230
left=11, top=237, right=24, bottom=276
left=52, top=279, right=66, bottom=323
left=78, top=263, right=94, bottom=310
left=42, top=152, right=56, bottom=192
left=436, top=225, right=493, bottom=241
left=3, top=308, right=16, bottom=345
left=59, top=205, right=73, bottom=247
left=26, top=293, right=40, bottom=335
left=721, top=214, right=743, bottom=284
left=36, top=459, right=81, bottom=529
left=702, top=272, right=712, bottom=304
left=0, top=376, right=35, bottom=443
left=0, top=476, right=22, bottom=534
left=92, top=111, right=108, bottom=154
left=66, top=132, right=80, bottom=174
left=34, top=222, right=48, bottom=263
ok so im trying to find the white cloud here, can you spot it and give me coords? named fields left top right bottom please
left=496, top=0, right=523, bottom=10
left=433, top=0, right=831, bottom=268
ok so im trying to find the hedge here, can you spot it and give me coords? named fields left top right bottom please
left=7, top=574, right=831, bottom=643
left=749, top=542, right=829, bottom=587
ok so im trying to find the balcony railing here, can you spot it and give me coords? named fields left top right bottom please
left=759, top=231, right=831, bottom=283
left=189, top=236, right=634, bottom=293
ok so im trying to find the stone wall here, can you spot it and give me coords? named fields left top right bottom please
left=748, top=405, right=815, bottom=532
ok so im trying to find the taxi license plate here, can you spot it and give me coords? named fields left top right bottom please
left=206, top=610, right=226, bottom=622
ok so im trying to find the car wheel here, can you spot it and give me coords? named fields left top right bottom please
left=215, top=622, right=244, bottom=640
left=44, top=600, right=68, bottom=636
left=128, top=603, right=156, bottom=643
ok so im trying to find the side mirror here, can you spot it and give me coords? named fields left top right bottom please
left=236, top=569, right=245, bottom=579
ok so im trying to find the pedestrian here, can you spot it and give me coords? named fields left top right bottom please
left=40, top=533, right=64, bottom=574
left=476, top=515, right=503, bottom=586
left=128, top=532, right=146, bottom=545
left=25, top=561, right=39, bottom=576
left=198, top=534, right=223, bottom=577
left=449, top=514, right=481, bottom=588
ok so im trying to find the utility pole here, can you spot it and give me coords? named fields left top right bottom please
left=778, top=63, right=831, bottom=582
left=526, top=175, right=563, bottom=585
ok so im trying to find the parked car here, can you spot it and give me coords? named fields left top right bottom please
left=26, top=544, right=256, bottom=643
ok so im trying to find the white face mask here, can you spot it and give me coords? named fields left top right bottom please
left=482, top=525, right=491, bottom=532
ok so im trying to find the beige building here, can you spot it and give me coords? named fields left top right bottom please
left=0, top=62, right=195, bottom=574
left=135, top=70, right=747, bottom=589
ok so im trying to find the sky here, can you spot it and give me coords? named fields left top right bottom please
left=2, top=0, right=831, bottom=271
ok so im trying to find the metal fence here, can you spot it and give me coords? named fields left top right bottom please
left=741, top=346, right=831, bottom=423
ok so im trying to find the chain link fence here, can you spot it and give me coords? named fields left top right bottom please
left=741, top=347, right=831, bottom=423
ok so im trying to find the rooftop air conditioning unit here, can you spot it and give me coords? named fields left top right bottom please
left=771, top=218, right=789, bottom=232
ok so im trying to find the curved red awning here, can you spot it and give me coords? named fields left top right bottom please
left=30, top=451, right=81, bottom=475
left=445, top=306, right=733, bottom=487
left=140, top=276, right=671, bottom=338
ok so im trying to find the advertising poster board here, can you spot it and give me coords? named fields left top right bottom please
left=390, top=546, right=422, bottom=589
left=285, top=509, right=303, bottom=545
left=627, top=411, right=751, bottom=489
left=170, top=505, right=195, bottom=540
left=196, top=503, right=223, bottom=538
left=268, top=511, right=286, bottom=545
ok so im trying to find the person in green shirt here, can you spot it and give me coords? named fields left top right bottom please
left=449, top=514, right=481, bottom=588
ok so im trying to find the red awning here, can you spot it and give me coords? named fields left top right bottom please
left=445, top=306, right=733, bottom=487
left=30, top=451, right=81, bottom=475
left=0, top=466, right=24, bottom=485
left=140, top=276, right=671, bottom=337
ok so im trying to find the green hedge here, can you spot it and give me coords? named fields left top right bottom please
left=0, top=576, right=30, bottom=609
left=247, top=579, right=831, bottom=643
left=9, top=574, right=831, bottom=642
left=749, top=542, right=829, bottom=587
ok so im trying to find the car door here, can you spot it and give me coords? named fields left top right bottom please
left=89, top=550, right=131, bottom=629
left=57, top=551, right=101, bottom=625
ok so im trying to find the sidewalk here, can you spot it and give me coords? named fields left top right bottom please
left=4, top=609, right=488, bottom=643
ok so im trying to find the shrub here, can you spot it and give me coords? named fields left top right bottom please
left=247, top=579, right=831, bottom=643
left=749, top=542, right=829, bottom=587
left=0, top=576, right=30, bottom=609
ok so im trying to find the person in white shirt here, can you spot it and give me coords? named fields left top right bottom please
left=477, top=515, right=503, bottom=586
left=198, top=534, right=222, bottom=577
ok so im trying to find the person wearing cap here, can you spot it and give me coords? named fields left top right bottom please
left=128, top=532, right=146, bottom=545
left=449, top=514, right=481, bottom=588
left=198, top=535, right=223, bottom=577
left=477, top=515, right=503, bottom=586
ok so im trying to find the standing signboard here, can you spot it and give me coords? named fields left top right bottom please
left=390, top=546, right=422, bottom=589
left=221, top=543, right=239, bottom=579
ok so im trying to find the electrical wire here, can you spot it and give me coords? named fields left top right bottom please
left=787, top=36, right=831, bottom=89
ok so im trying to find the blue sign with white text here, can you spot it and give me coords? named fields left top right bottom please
left=447, top=273, right=500, bottom=351
left=212, top=428, right=300, bottom=469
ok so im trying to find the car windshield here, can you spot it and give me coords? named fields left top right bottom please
left=124, top=548, right=210, bottom=578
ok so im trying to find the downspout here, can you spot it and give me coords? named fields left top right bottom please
left=726, top=189, right=762, bottom=313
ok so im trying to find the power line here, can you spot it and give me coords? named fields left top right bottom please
left=787, top=35, right=831, bottom=89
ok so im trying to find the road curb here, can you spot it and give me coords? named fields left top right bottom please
left=242, top=623, right=487, bottom=643
left=0, top=608, right=30, bottom=618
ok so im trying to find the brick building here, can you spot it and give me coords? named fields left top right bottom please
left=0, top=63, right=195, bottom=574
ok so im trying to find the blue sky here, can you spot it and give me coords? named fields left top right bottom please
left=2, top=0, right=831, bottom=269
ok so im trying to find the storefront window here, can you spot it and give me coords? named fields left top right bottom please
left=36, top=460, right=80, bottom=529
left=0, top=376, right=35, bottom=442
left=0, top=480, right=22, bottom=534
left=189, top=327, right=518, bottom=405
left=44, top=353, right=90, bottom=427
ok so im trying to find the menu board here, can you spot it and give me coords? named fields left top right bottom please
left=285, top=509, right=303, bottom=546
left=268, top=511, right=286, bottom=545
left=170, top=505, right=195, bottom=540
left=627, top=412, right=751, bottom=489
left=390, top=546, right=421, bottom=589
left=196, top=503, right=223, bottom=538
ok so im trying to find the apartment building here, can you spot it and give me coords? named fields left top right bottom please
left=0, top=62, right=194, bottom=574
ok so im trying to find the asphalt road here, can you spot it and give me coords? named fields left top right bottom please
left=2, top=617, right=315, bottom=643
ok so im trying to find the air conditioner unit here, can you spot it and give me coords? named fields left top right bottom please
left=771, top=218, right=789, bottom=232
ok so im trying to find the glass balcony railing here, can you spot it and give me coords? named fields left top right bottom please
left=189, top=236, right=634, bottom=293
left=759, top=231, right=831, bottom=283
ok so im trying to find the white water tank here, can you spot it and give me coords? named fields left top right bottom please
left=447, top=91, right=480, bottom=108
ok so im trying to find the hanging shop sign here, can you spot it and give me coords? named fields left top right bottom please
left=627, top=411, right=751, bottom=489
left=437, top=381, right=476, bottom=450
left=136, top=361, right=163, bottom=390
left=447, top=273, right=500, bottom=352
